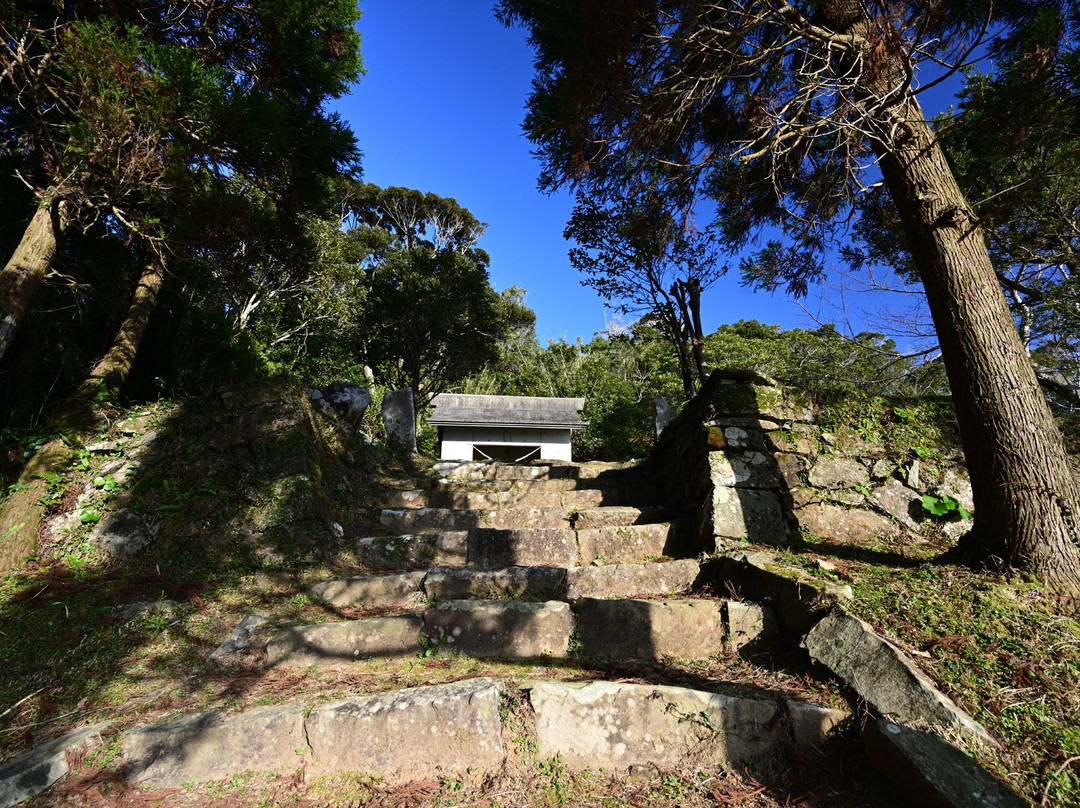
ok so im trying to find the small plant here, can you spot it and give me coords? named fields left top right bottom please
left=893, top=406, right=913, bottom=421
left=418, top=633, right=447, bottom=659
left=94, top=475, right=118, bottom=492
left=79, top=508, right=102, bottom=524
left=919, top=494, right=971, bottom=520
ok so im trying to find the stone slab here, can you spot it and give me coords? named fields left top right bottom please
left=804, top=610, right=994, bottom=746
left=468, top=528, right=578, bottom=568
left=795, top=502, right=904, bottom=544
left=423, top=600, right=573, bottom=658
left=208, top=611, right=270, bottom=664
left=785, top=701, right=849, bottom=752
left=379, top=508, right=481, bottom=533
left=710, top=486, right=788, bottom=544
left=871, top=478, right=923, bottom=528
left=808, top=457, right=870, bottom=490
left=482, top=507, right=573, bottom=529
left=423, top=566, right=568, bottom=601
left=305, top=679, right=505, bottom=781
left=265, top=616, right=424, bottom=667
left=309, top=571, right=426, bottom=608
left=572, top=506, right=657, bottom=530
left=576, top=524, right=673, bottom=564
left=712, top=552, right=851, bottom=633
left=355, top=531, right=468, bottom=570
left=528, top=681, right=781, bottom=771
left=0, top=723, right=112, bottom=808
left=381, top=388, right=416, bottom=453
left=576, top=598, right=723, bottom=661
left=709, top=451, right=784, bottom=489
left=725, top=600, right=776, bottom=653
left=124, top=703, right=307, bottom=786
left=864, top=720, right=1026, bottom=808
left=565, top=559, right=700, bottom=601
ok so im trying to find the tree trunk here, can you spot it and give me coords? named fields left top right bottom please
left=872, top=94, right=1080, bottom=594
left=0, top=201, right=67, bottom=363
left=0, top=258, right=165, bottom=571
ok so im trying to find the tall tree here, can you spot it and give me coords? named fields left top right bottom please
left=499, top=0, right=1080, bottom=594
left=343, top=183, right=532, bottom=408
left=565, top=191, right=724, bottom=398
left=0, top=1, right=362, bottom=362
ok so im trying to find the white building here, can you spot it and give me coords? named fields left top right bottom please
left=428, top=394, right=587, bottom=462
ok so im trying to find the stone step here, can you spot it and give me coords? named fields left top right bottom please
left=381, top=474, right=663, bottom=504
left=122, top=678, right=505, bottom=787
left=376, top=486, right=621, bottom=511
left=575, top=598, right=725, bottom=662
left=267, top=601, right=574, bottom=666
left=430, top=461, right=580, bottom=481
left=355, top=523, right=681, bottom=572
left=576, top=523, right=676, bottom=564
left=378, top=506, right=573, bottom=534
left=117, top=677, right=834, bottom=790
left=309, top=560, right=702, bottom=609
left=570, top=505, right=668, bottom=530
left=267, top=595, right=723, bottom=668
left=355, top=531, right=468, bottom=570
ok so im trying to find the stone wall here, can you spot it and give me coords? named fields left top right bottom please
left=648, top=370, right=973, bottom=554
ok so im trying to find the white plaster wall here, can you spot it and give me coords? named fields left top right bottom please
left=439, top=426, right=575, bottom=461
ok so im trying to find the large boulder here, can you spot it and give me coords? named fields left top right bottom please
left=308, top=383, right=371, bottom=426
left=381, top=388, right=416, bottom=453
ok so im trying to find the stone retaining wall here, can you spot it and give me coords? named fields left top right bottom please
left=648, top=370, right=973, bottom=554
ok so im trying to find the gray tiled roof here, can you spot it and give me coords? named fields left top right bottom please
left=429, top=394, right=587, bottom=428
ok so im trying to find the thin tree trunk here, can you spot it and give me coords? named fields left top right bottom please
left=868, top=77, right=1080, bottom=594
left=0, top=201, right=67, bottom=363
left=0, top=258, right=165, bottom=571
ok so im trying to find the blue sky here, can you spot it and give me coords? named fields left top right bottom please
left=331, top=2, right=954, bottom=346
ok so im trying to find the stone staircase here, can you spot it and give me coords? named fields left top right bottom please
left=267, top=458, right=719, bottom=667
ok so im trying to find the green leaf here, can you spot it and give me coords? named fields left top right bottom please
left=79, top=508, right=101, bottom=523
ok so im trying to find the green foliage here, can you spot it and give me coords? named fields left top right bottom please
left=705, top=320, right=947, bottom=396
left=919, top=494, right=972, bottom=521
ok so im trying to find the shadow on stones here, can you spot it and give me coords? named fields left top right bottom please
left=0, top=380, right=382, bottom=762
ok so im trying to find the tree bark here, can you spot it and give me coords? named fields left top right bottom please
left=870, top=85, right=1080, bottom=595
left=0, top=201, right=67, bottom=363
left=0, top=257, right=165, bottom=571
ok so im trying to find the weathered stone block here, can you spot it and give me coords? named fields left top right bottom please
left=528, top=681, right=782, bottom=771
left=355, top=531, right=468, bottom=570
left=871, top=478, right=923, bottom=528
left=576, top=524, right=673, bottom=564
left=864, top=720, right=1025, bottom=808
left=381, top=388, right=416, bottom=453
left=566, top=559, right=700, bottom=601
left=710, top=486, right=788, bottom=544
left=795, top=502, right=904, bottom=544
left=576, top=598, right=723, bottom=661
left=309, top=571, right=426, bottom=608
left=265, top=616, right=424, bottom=667
left=423, top=566, right=568, bottom=601
left=725, top=600, right=776, bottom=653
left=775, top=452, right=804, bottom=488
left=766, top=423, right=821, bottom=455
left=482, top=506, right=573, bottom=529
left=423, top=600, right=573, bottom=658
left=804, top=610, right=994, bottom=746
left=124, top=704, right=307, bottom=786
left=712, top=552, right=851, bottom=633
left=709, top=451, right=783, bottom=489
left=785, top=701, right=849, bottom=751
left=379, top=507, right=480, bottom=533
left=0, top=723, right=112, bottom=808
left=306, top=679, right=505, bottom=781
left=468, top=528, right=578, bottom=567
left=808, top=456, right=869, bottom=490
left=572, top=506, right=656, bottom=530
